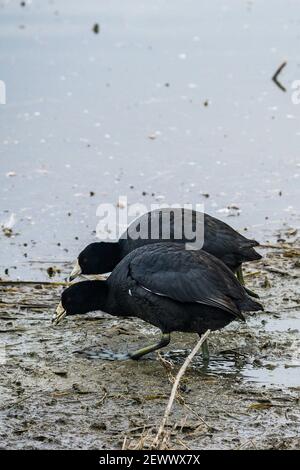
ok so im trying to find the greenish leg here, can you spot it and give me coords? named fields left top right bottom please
left=236, top=265, right=245, bottom=285
left=236, top=266, right=260, bottom=299
left=129, top=333, right=171, bottom=360
left=201, top=338, right=210, bottom=361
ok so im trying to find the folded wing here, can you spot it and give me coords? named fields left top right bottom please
left=129, top=244, right=245, bottom=320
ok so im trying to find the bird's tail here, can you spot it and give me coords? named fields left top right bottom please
left=241, top=295, right=263, bottom=312
left=240, top=240, right=262, bottom=262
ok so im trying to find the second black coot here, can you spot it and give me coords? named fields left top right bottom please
left=70, top=208, right=261, bottom=295
left=55, top=243, right=263, bottom=360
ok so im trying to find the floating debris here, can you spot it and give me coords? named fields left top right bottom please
left=92, top=23, right=100, bottom=34
left=46, top=266, right=61, bottom=278
left=272, top=61, right=287, bottom=92
left=1, top=213, right=16, bottom=237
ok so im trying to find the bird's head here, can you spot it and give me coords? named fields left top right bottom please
left=52, top=281, right=108, bottom=325
left=69, top=242, right=120, bottom=280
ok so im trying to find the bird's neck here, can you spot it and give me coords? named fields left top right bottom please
left=88, top=281, right=110, bottom=313
left=108, top=242, right=122, bottom=271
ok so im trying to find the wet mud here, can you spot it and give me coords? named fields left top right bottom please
left=0, top=241, right=299, bottom=450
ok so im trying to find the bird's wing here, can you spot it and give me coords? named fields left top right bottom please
left=128, top=244, right=244, bottom=319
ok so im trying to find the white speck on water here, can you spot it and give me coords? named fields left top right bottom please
left=35, top=168, right=48, bottom=174
left=6, top=171, right=16, bottom=177
left=1, top=213, right=16, bottom=230
left=34, top=111, right=40, bottom=117
left=178, top=53, right=187, bottom=60
left=217, top=206, right=241, bottom=216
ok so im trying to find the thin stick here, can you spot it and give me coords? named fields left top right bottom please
left=0, top=280, right=69, bottom=287
left=0, top=281, right=71, bottom=287
left=153, top=329, right=210, bottom=447
left=243, top=271, right=261, bottom=278
left=272, top=61, right=287, bottom=92
left=259, top=243, right=296, bottom=250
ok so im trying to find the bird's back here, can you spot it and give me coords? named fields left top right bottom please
left=118, top=208, right=261, bottom=271
left=107, top=243, right=262, bottom=334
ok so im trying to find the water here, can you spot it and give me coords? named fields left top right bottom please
left=0, top=0, right=299, bottom=281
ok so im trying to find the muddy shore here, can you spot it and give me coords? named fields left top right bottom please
left=0, top=241, right=299, bottom=450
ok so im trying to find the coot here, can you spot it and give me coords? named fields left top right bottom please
left=56, top=243, right=263, bottom=360
left=70, top=209, right=261, bottom=295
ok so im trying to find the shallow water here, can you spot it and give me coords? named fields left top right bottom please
left=0, top=0, right=299, bottom=281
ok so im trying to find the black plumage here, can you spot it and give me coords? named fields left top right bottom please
left=56, top=243, right=263, bottom=359
left=71, top=209, right=261, bottom=284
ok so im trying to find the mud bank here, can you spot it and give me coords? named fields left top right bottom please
left=0, top=241, right=299, bottom=450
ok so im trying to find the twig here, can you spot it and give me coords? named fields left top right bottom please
left=272, top=61, right=287, bottom=92
left=157, top=353, right=211, bottom=430
left=263, top=267, right=291, bottom=277
left=153, top=330, right=210, bottom=447
left=122, top=436, right=127, bottom=450
left=259, top=243, right=295, bottom=249
left=0, top=280, right=69, bottom=287
left=243, top=271, right=261, bottom=278
left=2, top=394, right=33, bottom=410
left=0, top=302, right=50, bottom=309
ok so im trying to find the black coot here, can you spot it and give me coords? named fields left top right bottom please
left=70, top=209, right=261, bottom=296
left=55, top=243, right=263, bottom=360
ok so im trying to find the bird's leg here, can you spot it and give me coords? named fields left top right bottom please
left=129, top=333, right=171, bottom=360
left=236, top=265, right=245, bottom=285
left=236, top=266, right=260, bottom=299
left=201, top=338, right=210, bottom=362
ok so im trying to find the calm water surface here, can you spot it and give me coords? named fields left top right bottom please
left=1, top=0, right=300, bottom=279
